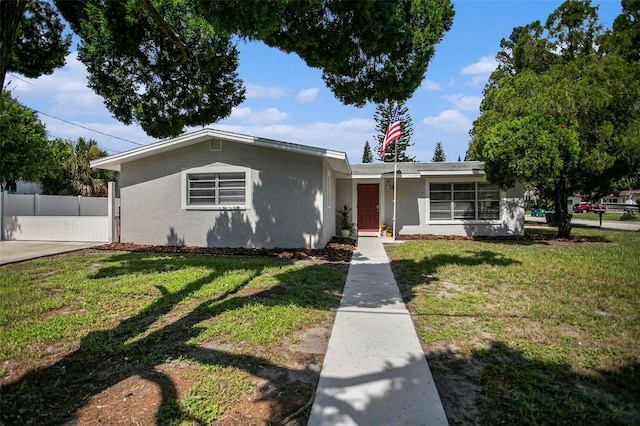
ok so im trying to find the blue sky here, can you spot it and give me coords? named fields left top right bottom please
left=8, top=0, right=622, bottom=164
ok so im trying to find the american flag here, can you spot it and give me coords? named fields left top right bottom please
left=379, top=108, right=401, bottom=161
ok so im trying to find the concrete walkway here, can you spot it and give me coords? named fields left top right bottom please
left=0, top=241, right=98, bottom=265
left=309, top=237, right=448, bottom=426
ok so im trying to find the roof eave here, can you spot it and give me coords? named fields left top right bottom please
left=90, top=128, right=350, bottom=173
left=419, top=169, right=485, bottom=176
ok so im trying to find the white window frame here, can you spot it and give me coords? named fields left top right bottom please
left=181, top=165, right=251, bottom=210
left=426, top=180, right=502, bottom=224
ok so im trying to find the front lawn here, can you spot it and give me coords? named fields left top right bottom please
left=386, top=228, right=640, bottom=425
left=0, top=247, right=349, bottom=425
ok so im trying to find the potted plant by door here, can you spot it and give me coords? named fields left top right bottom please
left=337, top=205, right=355, bottom=237
left=385, top=225, right=393, bottom=238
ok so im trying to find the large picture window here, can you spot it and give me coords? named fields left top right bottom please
left=430, top=182, right=500, bottom=221
left=181, top=166, right=250, bottom=209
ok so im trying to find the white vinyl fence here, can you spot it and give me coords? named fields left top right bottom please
left=1, top=182, right=119, bottom=242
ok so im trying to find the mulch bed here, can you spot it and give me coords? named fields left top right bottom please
left=396, top=232, right=601, bottom=243
left=397, top=233, right=553, bottom=241
left=95, top=237, right=355, bottom=262
left=94, top=232, right=600, bottom=263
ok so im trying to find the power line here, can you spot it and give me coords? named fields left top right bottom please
left=7, top=73, right=146, bottom=150
left=6, top=73, right=35, bottom=86
left=34, top=110, right=145, bottom=147
left=46, top=132, right=119, bottom=154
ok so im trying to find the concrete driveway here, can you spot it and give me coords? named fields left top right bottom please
left=0, top=241, right=99, bottom=265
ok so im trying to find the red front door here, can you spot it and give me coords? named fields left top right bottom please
left=357, top=184, right=379, bottom=231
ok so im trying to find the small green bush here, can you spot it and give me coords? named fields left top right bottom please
left=621, top=210, right=637, bottom=221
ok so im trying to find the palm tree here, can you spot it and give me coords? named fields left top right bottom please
left=41, top=138, right=117, bottom=196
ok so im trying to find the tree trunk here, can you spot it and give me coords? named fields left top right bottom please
left=554, top=175, right=572, bottom=239
left=0, top=0, right=28, bottom=90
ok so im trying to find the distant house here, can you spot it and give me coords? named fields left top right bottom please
left=91, top=129, right=524, bottom=248
left=601, top=190, right=640, bottom=205
left=13, top=180, right=42, bottom=194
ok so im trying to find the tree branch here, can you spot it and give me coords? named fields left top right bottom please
left=138, top=0, right=189, bottom=70
left=0, top=0, right=29, bottom=89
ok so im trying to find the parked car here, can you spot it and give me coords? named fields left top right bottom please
left=572, top=202, right=606, bottom=213
left=573, top=202, right=591, bottom=213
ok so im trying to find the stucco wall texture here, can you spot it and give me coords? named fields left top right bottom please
left=119, top=140, right=331, bottom=248
left=337, top=178, right=524, bottom=237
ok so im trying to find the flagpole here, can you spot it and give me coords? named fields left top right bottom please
left=392, top=102, right=398, bottom=241
left=380, top=101, right=400, bottom=241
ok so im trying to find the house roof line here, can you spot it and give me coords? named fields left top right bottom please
left=90, top=128, right=351, bottom=173
left=350, top=161, right=485, bottom=176
left=351, top=172, right=422, bottom=179
left=418, top=169, right=484, bottom=176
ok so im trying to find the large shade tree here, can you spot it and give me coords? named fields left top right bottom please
left=2, top=0, right=454, bottom=139
left=197, top=0, right=455, bottom=107
left=468, top=0, right=640, bottom=238
left=55, top=0, right=245, bottom=139
left=0, top=0, right=71, bottom=90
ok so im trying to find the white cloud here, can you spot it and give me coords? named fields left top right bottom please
left=41, top=117, right=154, bottom=154
left=229, top=107, right=253, bottom=121
left=245, top=83, right=287, bottom=99
left=423, top=110, right=472, bottom=133
left=442, top=94, right=482, bottom=111
left=465, top=75, right=491, bottom=87
left=296, top=87, right=319, bottom=102
left=229, top=107, right=289, bottom=124
left=461, top=55, right=497, bottom=87
left=334, top=118, right=373, bottom=131
left=461, top=55, right=497, bottom=76
left=7, top=51, right=154, bottom=154
left=421, top=79, right=441, bottom=91
left=50, top=91, right=108, bottom=117
left=10, top=52, right=111, bottom=118
left=215, top=117, right=376, bottom=162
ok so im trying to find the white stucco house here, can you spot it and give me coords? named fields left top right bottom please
left=91, top=129, right=524, bottom=248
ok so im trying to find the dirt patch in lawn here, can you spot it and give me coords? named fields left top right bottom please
left=1, top=239, right=354, bottom=425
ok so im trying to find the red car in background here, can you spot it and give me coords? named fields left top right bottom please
left=572, top=202, right=606, bottom=213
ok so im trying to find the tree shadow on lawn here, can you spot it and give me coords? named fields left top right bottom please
left=475, top=229, right=613, bottom=245
left=310, top=352, right=445, bottom=425
left=390, top=250, right=521, bottom=303
left=522, top=227, right=614, bottom=243
left=429, top=341, right=640, bottom=425
left=0, top=251, right=347, bottom=425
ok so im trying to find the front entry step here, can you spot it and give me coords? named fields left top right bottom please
left=357, top=231, right=380, bottom=237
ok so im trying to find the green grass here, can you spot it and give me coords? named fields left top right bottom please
left=0, top=250, right=346, bottom=424
left=572, top=211, right=639, bottom=222
left=387, top=228, right=640, bottom=425
left=156, top=364, right=255, bottom=425
left=526, top=210, right=640, bottom=222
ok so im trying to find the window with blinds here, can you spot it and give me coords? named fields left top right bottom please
left=187, top=172, right=246, bottom=206
left=430, top=182, right=500, bottom=221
